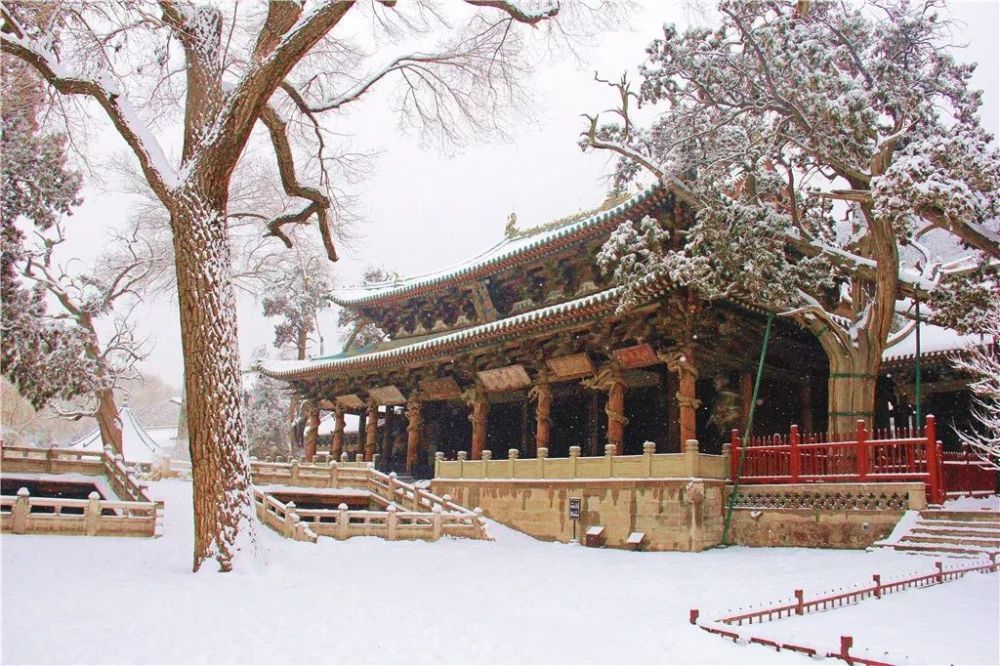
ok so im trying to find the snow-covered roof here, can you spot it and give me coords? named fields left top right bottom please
left=332, top=183, right=670, bottom=307
left=68, top=404, right=166, bottom=464
left=882, top=324, right=988, bottom=364
left=260, top=287, right=625, bottom=380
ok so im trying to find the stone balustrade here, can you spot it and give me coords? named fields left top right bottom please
left=434, top=439, right=729, bottom=481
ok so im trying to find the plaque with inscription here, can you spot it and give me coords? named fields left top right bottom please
left=368, top=385, right=406, bottom=405
left=477, top=365, right=532, bottom=392
left=612, top=343, right=658, bottom=369
left=335, top=394, right=366, bottom=410
left=418, top=377, right=463, bottom=401
left=546, top=353, right=596, bottom=379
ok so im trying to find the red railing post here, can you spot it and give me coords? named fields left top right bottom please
left=925, top=415, right=942, bottom=504
left=689, top=609, right=700, bottom=625
left=789, top=424, right=801, bottom=483
left=730, top=429, right=741, bottom=481
left=840, top=636, right=853, bottom=662
left=855, top=419, right=868, bottom=481
left=794, top=589, right=804, bottom=615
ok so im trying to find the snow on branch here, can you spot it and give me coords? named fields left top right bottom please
left=463, top=0, right=560, bottom=25
left=0, top=7, right=178, bottom=195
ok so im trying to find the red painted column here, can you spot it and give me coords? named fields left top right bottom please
left=331, top=405, right=345, bottom=461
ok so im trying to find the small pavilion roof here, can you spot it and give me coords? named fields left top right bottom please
left=332, top=182, right=671, bottom=308
left=67, top=404, right=165, bottom=464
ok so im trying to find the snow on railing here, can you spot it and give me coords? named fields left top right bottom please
left=689, top=556, right=998, bottom=666
left=1, top=487, right=162, bottom=537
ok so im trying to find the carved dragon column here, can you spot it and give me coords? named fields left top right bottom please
left=303, top=400, right=319, bottom=462
left=584, top=367, right=628, bottom=455
left=465, top=386, right=489, bottom=459
left=331, top=405, right=345, bottom=461
left=405, top=397, right=422, bottom=476
left=364, top=396, right=379, bottom=462
left=660, top=347, right=701, bottom=446
left=529, top=376, right=553, bottom=454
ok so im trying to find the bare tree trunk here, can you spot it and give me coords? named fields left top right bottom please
left=93, top=387, right=123, bottom=455
left=169, top=189, right=255, bottom=573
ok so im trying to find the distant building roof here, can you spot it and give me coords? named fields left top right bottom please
left=882, top=324, right=988, bottom=365
left=68, top=404, right=166, bottom=464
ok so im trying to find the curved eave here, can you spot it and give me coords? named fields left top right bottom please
left=881, top=345, right=981, bottom=370
left=333, top=182, right=680, bottom=309
left=260, top=288, right=627, bottom=381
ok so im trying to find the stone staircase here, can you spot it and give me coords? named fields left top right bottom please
left=879, top=509, right=1000, bottom=558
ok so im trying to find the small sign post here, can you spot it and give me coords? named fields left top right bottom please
left=568, top=498, right=581, bottom=543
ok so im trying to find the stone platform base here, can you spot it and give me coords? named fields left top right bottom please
left=431, top=477, right=726, bottom=551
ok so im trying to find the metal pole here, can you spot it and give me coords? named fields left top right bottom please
left=721, top=312, right=774, bottom=545
left=915, top=298, right=922, bottom=426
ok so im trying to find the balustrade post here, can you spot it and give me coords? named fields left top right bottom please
left=12, top=487, right=30, bottom=534
left=481, top=450, right=492, bottom=479
left=434, top=451, right=444, bottom=478
left=337, top=503, right=349, bottom=540
left=537, top=447, right=548, bottom=479
left=721, top=443, right=732, bottom=482
left=508, top=448, right=519, bottom=479
left=457, top=451, right=467, bottom=479
left=642, top=441, right=655, bottom=478
left=340, top=452, right=350, bottom=463
left=388, top=471, right=397, bottom=500
left=684, top=439, right=700, bottom=477
left=730, top=429, right=741, bottom=481
left=855, top=419, right=868, bottom=481
left=284, top=502, right=297, bottom=538
left=789, top=425, right=801, bottom=482
left=604, top=444, right=615, bottom=477
left=84, top=491, right=101, bottom=536
left=329, top=461, right=339, bottom=488
left=386, top=505, right=398, bottom=541
left=925, top=415, right=942, bottom=504
left=431, top=505, right=443, bottom=541
left=291, top=459, right=300, bottom=484
left=570, top=445, right=581, bottom=478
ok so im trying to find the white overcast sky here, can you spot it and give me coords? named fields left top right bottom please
left=58, top=0, right=999, bottom=391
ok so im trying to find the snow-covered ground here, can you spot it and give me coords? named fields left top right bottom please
left=2, top=480, right=997, bottom=665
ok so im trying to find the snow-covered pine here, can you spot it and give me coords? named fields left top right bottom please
left=1, top=0, right=627, bottom=572
left=1, top=61, right=95, bottom=410
left=582, top=0, right=1000, bottom=431
left=952, top=300, right=1000, bottom=468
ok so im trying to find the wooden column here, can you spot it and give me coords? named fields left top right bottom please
left=661, top=347, right=701, bottom=447
left=303, top=401, right=319, bottom=462
left=364, top=397, right=378, bottom=462
left=606, top=371, right=627, bottom=455
left=468, top=388, right=489, bottom=460
left=405, top=398, right=422, bottom=476
left=531, top=379, right=553, bottom=453
left=801, top=380, right=814, bottom=434
left=331, top=405, right=345, bottom=461
left=380, top=406, right=394, bottom=468
left=740, top=371, right=753, bottom=434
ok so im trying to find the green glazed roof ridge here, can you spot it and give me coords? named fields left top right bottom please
left=333, top=183, right=664, bottom=307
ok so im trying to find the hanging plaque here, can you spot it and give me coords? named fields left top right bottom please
left=419, top=377, right=463, bottom=401
left=335, top=394, right=366, bottom=410
left=612, top=343, right=658, bottom=369
left=477, top=365, right=532, bottom=392
left=547, top=353, right=595, bottom=379
left=368, top=385, right=406, bottom=405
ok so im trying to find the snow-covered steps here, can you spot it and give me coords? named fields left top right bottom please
left=876, top=508, right=1000, bottom=559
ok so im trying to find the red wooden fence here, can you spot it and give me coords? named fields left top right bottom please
left=731, top=416, right=949, bottom=503
left=942, top=450, right=998, bottom=497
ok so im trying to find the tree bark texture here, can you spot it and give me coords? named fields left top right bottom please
left=93, top=387, right=123, bottom=455
left=470, top=391, right=489, bottom=459
left=170, top=193, right=255, bottom=573
left=606, top=373, right=627, bottom=455
left=533, top=381, right=552, bottom=452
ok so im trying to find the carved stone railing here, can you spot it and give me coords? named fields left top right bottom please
left=249, top=461, right=490, bottom=542
left=1, top=488, right=162, bottom=537
left=434, top=440, right=729, bottom=481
